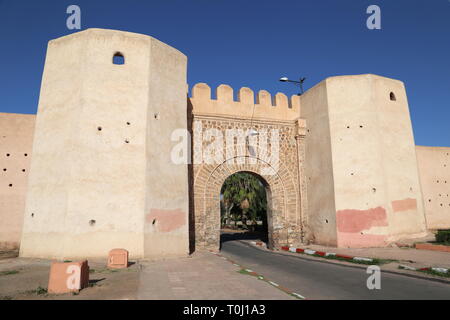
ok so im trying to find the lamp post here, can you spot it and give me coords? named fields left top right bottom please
left=279, top=77, right=306, bottom=96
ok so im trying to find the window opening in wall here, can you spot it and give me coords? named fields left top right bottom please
left=113, top=52, right=125, bottom=65
left=390, top=92, right=396, bottom=101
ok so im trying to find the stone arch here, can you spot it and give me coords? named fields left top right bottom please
left=193, top=149, right=300, bottom=251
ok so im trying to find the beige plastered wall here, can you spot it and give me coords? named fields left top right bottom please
left=416, top=146, right=450, bottom=230
left=302, top=74, right=427, bottom=248
left=0, top=113, right=35, bottom=249
left=19, top=29, right=189, bottom=259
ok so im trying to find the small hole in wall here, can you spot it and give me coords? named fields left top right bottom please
left=6, top=153, right=10, bottom=157
left=152, top=219, right=156, bottom=225
left=8, top=184, right=12, bottom=187
left=125, top=139, right=130, bottom=144
left=3, top=168, right=6, bottom=171
left=372, top=188, right=376, bottom=193
left=325, top=219, right=328, bottom=223
left=350, top=173, right=354, bottom=176
left=390, top=92, right=396, bottom=101
left=346, top=126, right=350, bottom=129
left=97, top=126, right=102, bottom=131
left=22, top=169, right=25, bottom=172
left=126, top=122, right=130, bottom=125
left=428, top=199, right=431, bottom=202
left=359, top=125, right=363, bottom=128
left=154, top=113, right=160, bottom=120
left=440, top=204, right=443, bottom=207
left=31, top=213, right=34, bottom=218
left=24, top=153, right=28, bottom=157
left=89, top=219, right=96, bottom=226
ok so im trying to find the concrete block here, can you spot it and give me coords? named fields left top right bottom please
left=48, top=260, right=89, bottom=294
left=107, top=248, right=129, bottom=269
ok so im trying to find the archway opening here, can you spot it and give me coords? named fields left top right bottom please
left=219, top=171, right=270, bottom=248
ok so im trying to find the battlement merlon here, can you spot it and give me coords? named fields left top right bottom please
left=189, top=83, right=301, bottom=122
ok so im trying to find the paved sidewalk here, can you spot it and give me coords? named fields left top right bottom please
left=137, top=251, right=295, bottom=300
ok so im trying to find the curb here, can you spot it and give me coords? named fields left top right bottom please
left=249, top=241, right=265, bottom=247
left=281, top=245, right=450, bottom=276
left=280, top=246, right=374, bottom=263
left=399, top=264, right=449, bottom=274
left=241, top=241, right=450, bottom=284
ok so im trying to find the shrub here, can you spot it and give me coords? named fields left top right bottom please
left=435, top=230, right=450, bottom=244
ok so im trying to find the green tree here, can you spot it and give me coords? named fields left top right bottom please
left=220, top=172, right=267, bottom=231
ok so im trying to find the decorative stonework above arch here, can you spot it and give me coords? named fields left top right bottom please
left=193, top=152, right=301, bottom=251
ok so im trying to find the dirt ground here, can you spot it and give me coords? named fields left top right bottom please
left=0, top=250, right=139, bottom=300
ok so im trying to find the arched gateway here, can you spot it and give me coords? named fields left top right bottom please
left=190, top=83, right=308, bottom=251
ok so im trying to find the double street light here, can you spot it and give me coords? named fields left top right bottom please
left=279, top=76, right=306, bottom=96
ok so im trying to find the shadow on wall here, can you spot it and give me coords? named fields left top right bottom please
left=187, top=97, right=195, bottom=254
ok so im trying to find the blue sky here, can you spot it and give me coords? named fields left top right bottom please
left=0, top=0, right=449, bottom=146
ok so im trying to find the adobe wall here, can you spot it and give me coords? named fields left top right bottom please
left=300, top=80, right=337, bottom=246
left=1, top=28, right=444, bottom=254
left=19, top=29, right=189, bottom=259
left=302, top=74, right=428, bottom=248
left=416, top=146, right=450, bottom=230
left=0, top=113, right=35, bottom=249
left=189, top=83, right=307, bottom=249
left=190, top=83, right=300, bottom=121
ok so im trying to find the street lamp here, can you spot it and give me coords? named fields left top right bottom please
left=279, top=76, right=306, bottom=96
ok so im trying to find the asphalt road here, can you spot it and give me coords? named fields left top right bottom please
left=220, top=234, right=450, bottom=300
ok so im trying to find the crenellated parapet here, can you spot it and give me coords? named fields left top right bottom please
left=189, top=83, right=300, bottom=122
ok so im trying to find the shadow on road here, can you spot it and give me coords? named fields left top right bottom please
left=220, top=230, right=268, bottom=250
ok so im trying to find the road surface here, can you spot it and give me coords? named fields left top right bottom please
left=220, top=233, right=450, bottom=299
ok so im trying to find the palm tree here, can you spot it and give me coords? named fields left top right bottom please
left=220, top=172, right=267, bottom=231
